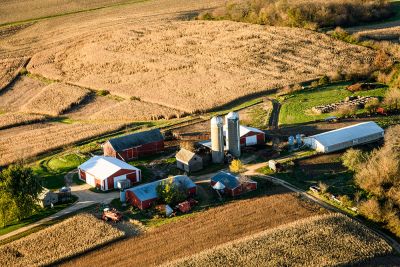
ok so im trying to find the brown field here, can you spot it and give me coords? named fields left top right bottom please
left=0, top=57, right=27, bottom=91
left=0, top=113, right=46, bottom=130
left=62, top=189, right=324, bottom=267
left=91, top=100, right=183, bottom=122
left=27, top=20, right=375, bottom=113
left=164, top=214, right=393, bottom=267
left=0, top=214, right=124, bottom=267
left=0, top=122, right=124, bottom=166
left=20, top=83, right=91, bottom=116
left=356, top=26, right=400, bottom=41
left=0, top=76, right=45, bottom=112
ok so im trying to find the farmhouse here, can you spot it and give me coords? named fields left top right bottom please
left=176, top=148, right=203, bottom=173
left=211, top=171, right=257, bottom=197
left=103, top=129, right=164, bottom=161
left=37, top=188, right=58, bottom=208
left=126, top=175, right=197, bottom=210
left=304, top=121, right=384, bottom=153
left=238, top=125, right=265, bottom=146
left=78, top=156, right=141, bottom=191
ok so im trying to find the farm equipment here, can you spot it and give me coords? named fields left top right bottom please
left=176, top=199, right=198, bottom=213
left=102, top=208, right=123, bottom=222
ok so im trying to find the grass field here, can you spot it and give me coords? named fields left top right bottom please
left=62, top=188, right=324, bottom=267
left=279, top=82, right=387, bottom=126
left=0, top=214, right=124, bottom=266
left=164, top=214, right=393, bottom=267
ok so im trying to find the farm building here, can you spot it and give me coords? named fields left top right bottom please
left=103, top=129, right=164, bottom=161
left=176, top=148, right=203, bottom=173
left=238, top=125, right=265, bottom=146
left=211, top=171, right=257, bottom=197
left=126, top=175, right=197, bottom=210
left=78, top=156, right=141, bottom=191
left=37, top=188, right=58, bottom=208
left=304, top=121, right=384, bottom=153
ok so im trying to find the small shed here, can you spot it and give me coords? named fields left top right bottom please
left=37, top=188, right=58, bottom=208
left=103, top=129, right=164, bottom=161
left=176, top=148, right=203, bottom=173
left=211, top=171, right=257, bottom=197
left=126, top=175, right=197, bottom=210
left=303, top=121, right=384, bottom=153
left=78, top=156, right=141, bottom=191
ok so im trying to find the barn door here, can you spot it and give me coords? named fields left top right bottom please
left=245, top=135, right=257, bottom=146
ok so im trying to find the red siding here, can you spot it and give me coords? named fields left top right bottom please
left=187, top=186, right=197, bottom=197
left=117, top=140, right=164, bottom=161
left=95, top=178, right=102, bottom=189
left=240, top=132, right=265, bottom=146
left=79, top=169, right=86, bottom=181
left=126, top=190, right=158, bottom=210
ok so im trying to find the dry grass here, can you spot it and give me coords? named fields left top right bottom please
left=0, top=213, right=124, bottom=267
left=27, top=20, right=375, bottom=113
left=0, top=113, right=46, bottom=130
left=0, top=57, right=27, bottom=91
left=0, top=122, right=124, bottom=166
left=164, top=214, right=393, bottom=267
left=0, top=76, right=45, bottom=112
left=21, top=83, right=90, bottom=116
left=62, top=190, right=324, bottom=267
left=91, top=100, right=183, bottom=121
left=356, top=26, right=400, bottom=41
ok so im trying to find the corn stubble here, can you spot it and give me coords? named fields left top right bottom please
left=0, top=214, right=124, bottom=267
left=164, top=214, right=393, bottom=267
left=0, top=57, right=27, bottom=91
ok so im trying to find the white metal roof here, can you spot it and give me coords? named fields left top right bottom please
left=223, top=125, right=264, bottom=137
left=78, top=156, right=139, bottom=180
left=309, top=121, right=384, bottom=148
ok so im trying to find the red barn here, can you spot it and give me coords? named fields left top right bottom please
left=78, top=156, right=141, bottom=191
left=239, top=125, right=265, bottom=146
left=126, top=175, right=197, bottom=210
left=103, top=129, right=164, bottom=161
left=211, top=171, right=257, bottom=197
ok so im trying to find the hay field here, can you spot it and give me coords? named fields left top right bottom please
left=0, top=122, right=124, bottom=166
left=0, top=57, right=27, bottom=91
left=0, top=214, right=124, bottom=267
left=27, top=20, right=375, bottom=113
left=0, top=113, right=46, bottom=130
left=21, top=83, right=91, bottom=116
left=0, top=76, right=45, bottom=112
left=164, top=214, right=393, bottom=267
left=62, top=190, right=324, bottom=267
left=0, top=0, right=136, bottom=25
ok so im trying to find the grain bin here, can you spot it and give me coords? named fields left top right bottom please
left=211, top=116, right=224, bottom=163
left=120, top=190, right=126, bottom=203
left=225, top=112, right=240, bottom=157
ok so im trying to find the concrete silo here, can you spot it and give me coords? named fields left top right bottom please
left=211, top=116, right=224, bottom=163
left=225, top=112, right=241, bottom=157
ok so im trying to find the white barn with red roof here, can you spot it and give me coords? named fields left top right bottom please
left=78, top=156, right=141, bottom=191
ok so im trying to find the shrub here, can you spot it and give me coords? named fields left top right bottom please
left=96, top=89, right=110, bottom=96
left=341, top=148, right=368, bottom=172
left=229, top=159, right=245, bottom=173
left=156, top=177, right=187, bottom=205
left=359, top=198, right=384, bottom=222
left=365, top=98, right=380, bottom=114
left=318, top=75, right=329, bottom=86
left=318, top=181, right=329, bottom=194
left=130, top=96, right=141, bottom=101
left=336, top=105, right=358, bottom=118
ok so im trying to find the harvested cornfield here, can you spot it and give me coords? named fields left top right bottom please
left=164, top=214, right=393, bottom=267
left=21, top=83, right=90, bottom=116
left=0, top=214, right=124, bottom=267
left=0, top=57, right=28, bottom=91
left=62, top=190, right=324, bottom=267
left=91, top=100, right=183, bottom=122
left=0, top=122, right=124, bottom=166
left=356, top=26, right=400, bottom=41
left=0, top=113, right=46, bottom=130
left=27, top=20, right=375, bottom=113
left=0, top=76, right=45, bottom=112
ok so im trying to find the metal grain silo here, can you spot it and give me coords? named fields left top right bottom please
left=225, top=112, right=241, bottom=157
left=211, top=116, right=224, bottom=163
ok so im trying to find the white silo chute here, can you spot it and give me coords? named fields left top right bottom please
left=225, top=112, right=240, bottom=157
left=211, top=116, right=224, bottom=163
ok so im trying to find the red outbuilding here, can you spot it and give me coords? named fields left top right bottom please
left=211, top=171, right=257, bottom=197
left=103, top=129, right=164, bottom=161
left=125, top=175, right=197, bottom=210
left=239, top=125, right=265, bottom=146
left=78, top=156, right=141, bottom=191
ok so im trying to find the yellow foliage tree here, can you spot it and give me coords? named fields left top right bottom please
left=229, top=159, right=245, bottom=173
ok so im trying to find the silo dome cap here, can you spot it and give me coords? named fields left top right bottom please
left=211, top=116, right=224, bottom=125
left=226, top=112, right=239, bottom=120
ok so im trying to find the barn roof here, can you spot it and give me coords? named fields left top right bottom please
left=107, top=129, right=163, bottom=151
left=127, top=175, right=196, bottom=201
left=308, top=121, right=384, bottom=148
left=176, top=148, right=199, bottom=164
left=211, top=171, right=241, bottom=189
left=78, top=156, right=139, bottom=180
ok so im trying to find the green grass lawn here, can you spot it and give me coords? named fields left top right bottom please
left=0, top=197, right=77, bottom=236
left=279, top=82, right=387, bottom=126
